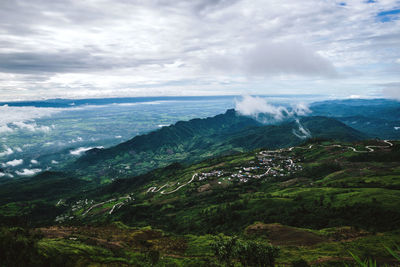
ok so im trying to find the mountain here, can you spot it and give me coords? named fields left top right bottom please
left=310, top=99, right=400, bottom=139
left=69, top=110, right=366, bottom=182
left=310, top=98, right=400, bottom=119
left=1, top=107, right=399, bottom=265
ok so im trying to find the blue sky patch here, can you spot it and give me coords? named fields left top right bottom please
left=377, top=8, right=400, bottom=22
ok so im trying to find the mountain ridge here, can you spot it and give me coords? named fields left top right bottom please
left=69, top=109, right=366, bottom=182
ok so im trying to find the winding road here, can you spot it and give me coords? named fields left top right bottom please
left=288, top=140, right=393, bottom=153
left=161, top=173, right=197, bottom=195
left=82, top=195, right=133, bottom=216
left=146, top=173, right=198, bottom=195
left=144, top=140, right=394, bottom=196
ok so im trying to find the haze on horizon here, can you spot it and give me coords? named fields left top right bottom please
left=0, top=0, right=400, bottom=101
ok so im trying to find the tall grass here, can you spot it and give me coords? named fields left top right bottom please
left=346, top=245, right=400, bottom=267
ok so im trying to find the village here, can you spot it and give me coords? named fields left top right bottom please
left=197, top=150, right=303, bottom=184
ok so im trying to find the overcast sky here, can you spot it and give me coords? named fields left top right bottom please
left=0, top=0, right=399, bottom=101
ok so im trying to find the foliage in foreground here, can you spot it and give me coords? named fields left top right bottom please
left=212, top=234, right=279, bottom=267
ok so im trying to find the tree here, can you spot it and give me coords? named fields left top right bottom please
left=212, top=235, right=238, bottom=267
left=236, top=240, right=279, bottom=267
left=147, top=250, right=160, bottom=266
left=212, top=235, right=279, bottom=267
left=0, top=227, right=44, bottom=267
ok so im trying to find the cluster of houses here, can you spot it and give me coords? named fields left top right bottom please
left=197, top=150, right=303, bottom=184
left=198, top=170, right=224, bottom=181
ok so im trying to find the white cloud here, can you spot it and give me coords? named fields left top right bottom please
left=235, top=95, right=288, bottom=120
left=292, top=103, right=311, bottom=116
left=69, top=136, right=83, bottom=143
left=14, top=147, right=23, bottom=152
left=12, top=121, right=51, bottom=132
left=31, top=159, right=39, bottom=164
left=3, top=159, right=23, bottom=167
left=292, top=119, right=312, bottom=139
left=70, top=146, right=104, bottom=156
left=0, top=105, right=64, bottom=129
left=0, top=125, right=13, bottom=133
left=0, top=146, right=14, bottom=157
left=235, top=95, right=311, bottom=123
left=0, top=172, right=5, bottom=177
left=16, top=168, right=42, bottom=176
left=51, top=160, right=59, bottom=164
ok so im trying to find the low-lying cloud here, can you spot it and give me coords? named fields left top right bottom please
left=292, top=119, right=312, bottom=139
left=70, top=146, right=104, bottom=156
left=0, top=146, right=14, bottom=157
left=12, top=121, right=51, bottom=132
left=16, top=168, right=42, bottom=176
left=235, top=95, right=311, bottom=123
left=0, top=105, right=62, bottom=127
left=2, top=159, right=23, bottom=167
left=0, top=125, right=13, bottom=133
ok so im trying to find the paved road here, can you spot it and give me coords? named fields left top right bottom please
left=161, top=173, right=197, bottom=195
left=288, top=140, right=393, bottom=153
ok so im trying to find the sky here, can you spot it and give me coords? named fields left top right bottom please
left=0, top=0, right=400, bottom=101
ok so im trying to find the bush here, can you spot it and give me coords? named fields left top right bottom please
left=212, top=235, right=279, bottom=267
left=236, top=240, right=279, bottom=267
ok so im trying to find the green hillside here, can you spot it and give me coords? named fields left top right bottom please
left=1, top=138, right=399, bottom=266
left=68, top=110, right=366, bottom=183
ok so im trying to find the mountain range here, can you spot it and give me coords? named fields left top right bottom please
left=69, top=109, right=366, bottom=182
left=1, top=104, right=400, bottom=266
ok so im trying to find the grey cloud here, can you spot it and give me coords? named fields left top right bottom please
left=206, top=41, right=337, bottom=77
left=382, top=82, right=400, bottom=100
left=0, top=51, right=173, bottom=74
left=0, top=0, right=110, bottom=35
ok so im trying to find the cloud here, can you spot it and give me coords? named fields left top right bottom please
left=0, top=105, right=63, bottom=128
left=12, top=121, right=51, bottom=132
left=0, top=51, right=170, bottom=74
left=3, top=159, right=23, bottom=167
left=235, top=95, right=311, bottom=123
left=69, top=137, right=83, bottom=143
left=16, top=168, right=42, bottom=176
left=0, top=172, right=5, bottom=177
left=0, top=125, right=13, bottom=133
left=292, top=119, right=312, bottom=139
left=30, top=159, right=39, bottom=164
left=0, top=146, right=14, bottom=157
left=292, top=103, right=311, bottom=116
left=382, top=82, right=400, bottom=100
left=205, top=41, right=337, bottom=77
left=0, top=0, right=400, bottom=99
left=70, top=146, right=104, bottom=156
left=51, top=160, right=59, bottom=164
left=235, top=95, right=288, bottom=120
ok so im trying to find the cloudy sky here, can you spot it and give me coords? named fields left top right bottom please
left=0, top=0, right=400, bottom=101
